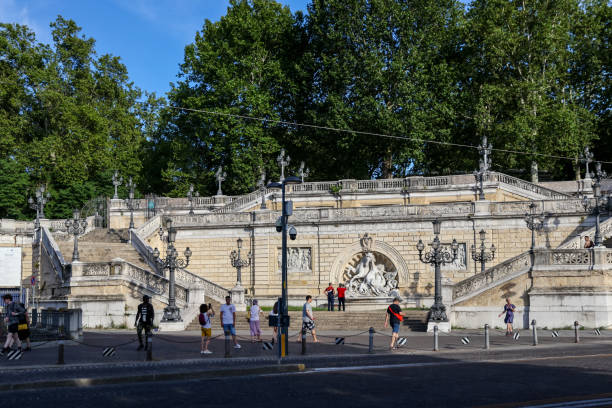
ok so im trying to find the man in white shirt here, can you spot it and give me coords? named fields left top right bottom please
left=220, top=296, right=241, bottom=349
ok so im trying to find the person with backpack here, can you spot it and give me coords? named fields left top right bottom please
left=199, top=303, right=214, bottom=354
left=269, top=300, right=279, bottom=344
left=135, top=295, right=154, bottom=351
left=384, top=297, right=405, bottom=350
left=18, top=303, right=31, bottom=351
left=1, top=294, right=25, bottom=355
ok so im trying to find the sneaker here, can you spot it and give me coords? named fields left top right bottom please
left=202, top=350, right=212, bottom=354
left=233, top=344, right=241, bottom=349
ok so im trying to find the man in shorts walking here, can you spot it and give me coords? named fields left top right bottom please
left=220, top=296, right=240, bottom=349
left=302, top=295, right=319, bottom=343
left=2, top=294, right=25, bottom=355
left=384, top=297, right=405, bottom=350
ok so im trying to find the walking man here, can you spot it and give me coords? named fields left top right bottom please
left=384, top=297, right=405, bottom=350
left=337, top=283, right=346, bottom=311
left=324, top=282, right=335, bottom=311
left=302, top=295, right=319, bottom=343
left=135, top=295, right=154, bottom=351
left=220, top=296, right=241, bottom=349
left=498, top=298, right=517, bottom=335
left=2, top=294, right=25, bottom=355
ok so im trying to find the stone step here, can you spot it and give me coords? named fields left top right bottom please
left=80, top=228, right=130, bottom=243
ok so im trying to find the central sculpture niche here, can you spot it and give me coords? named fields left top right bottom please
left=342, top=235, right=399, bottom=298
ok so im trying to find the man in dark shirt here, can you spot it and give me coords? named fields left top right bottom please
left=135, top=295, right=154, bottom=351
left=324, top=283, right=335, bottom=311
left=2, top=294, right=25, bottom=354
left=384, top=297, right=405, bottom=350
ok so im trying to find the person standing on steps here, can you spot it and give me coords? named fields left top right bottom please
left=337, top=283, right=347, bottom=312
left=220, top=296, right=241, bottom=349
left=302, top=295, right=319, bottom=343
left=1, top=294, right=24, bottom=355
left=199, top=303, right=214, bottom=354
left=249, top=299, right=263, bottom=342
left=324, top=283, right=335, bottom=311
left=584, top=236, right=595, bottom=248
left=384, top=297, right=405, bottom=350
left=498, top=298, right=517, bottom=336
left=135, top=295, right=154, bottom=351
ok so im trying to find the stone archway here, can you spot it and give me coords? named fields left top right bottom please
left=330, top=235, right=409, bottom=296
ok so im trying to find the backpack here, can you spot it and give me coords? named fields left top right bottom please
left=199, top=313, right=208, bottom=327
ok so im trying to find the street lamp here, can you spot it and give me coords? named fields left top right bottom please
left=125, top=177, right=139, bottom=229
left=416, top=220, right=459, bottom=323
left=471, top=230, right=496, bottom=275
left=524, top=202, right=546, bottom=251
left=64, top=209, right=88, bottom=262
left=153, top=218, right=192, bottom=321
left=230, top=238, right=252, bottom=286
left=583, top=162, right=607, bottom=246
left=29, top=185, right=51, bottom=220
left=267, top=175, right=301, bottom=358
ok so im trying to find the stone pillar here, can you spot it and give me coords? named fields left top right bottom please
left=531, top=161, right=539, bottom=183
left=230, top=283, right=246, bottom=311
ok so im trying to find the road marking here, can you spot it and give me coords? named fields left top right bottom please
left=520, top=397, right=612, bottom=407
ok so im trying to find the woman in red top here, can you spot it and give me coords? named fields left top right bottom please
left=337, top=283, right=347, bottom=311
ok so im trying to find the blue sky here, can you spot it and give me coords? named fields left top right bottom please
left=0, top=0, right=310, bottom=97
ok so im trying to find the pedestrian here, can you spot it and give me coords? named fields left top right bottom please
left=199, top=303, right=214, bottom=354
left=384, top=297, right=405, bottom=350
left=135, top=295, right=154, bottom=351
left=220, top=295, right=240, bottom=349
left=584, top=235, right=595, bottom=248
left=337, top=283, right=346, bottom=311
left=269, top=300, right=279, bottom=344
left=18, top=303, right=31, bottom=351
left=324, top=282, right=335, bottom=311
left=498, top=298, right=517, bottom=335
left=249, top=299, right=263, bottom=342
left=1, top=294, right=25, bottom=355
left=302, top=295, right=319, bottom=343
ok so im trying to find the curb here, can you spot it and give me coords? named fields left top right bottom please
left=0, top=363, right=306, bottom=391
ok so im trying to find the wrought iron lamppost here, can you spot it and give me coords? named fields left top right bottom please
left=416, top=220, right=459, bottom=323
left=299, top=161, right=310, bottom=183
left=29, top=185, right=51, bottom=220
left=187, top=184, right=199, bottom=215
left=112, top=170, right=123, bottom=199
left=277, top=148, right=290, bottom=182
left=473, top=135, right=492, bottom=201
left=64, top=209, right=88, bottom=262
left=471, top=229, right=496, bottom=275
left=583, top=162, right=607, bottom=247
left=125, top=177, right=139, bottom=229
left=267, top=175, right=302, bottom=358
left=257, top=169, right=267, bottom=210
left=524, top=202, right=546, bottom=251
left=230, top=238, right=251, bottom=286
left=153, top=219, right=192, bottom=322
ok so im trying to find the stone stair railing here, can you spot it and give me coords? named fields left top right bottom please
left=41, top=226, right=69, bottom=282
left=214, top=188, right=269, bottom=214
left=557, top=215, right=612, bottom=249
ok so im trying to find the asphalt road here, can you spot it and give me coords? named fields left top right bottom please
left=2, top=348, right=611, bottom=408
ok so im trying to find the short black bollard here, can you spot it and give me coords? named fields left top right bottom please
left=484, top=324, right=490, bottom=350
left=301, top=328, right=306, bottom=355
left=574, top=321, right=580, bottom=343
left=531, top=319, right=538, bottom=346
left=57, top=340, right=65, bottom=365
left=433, top=325, right=439, bottom=352
left=224, top=331, right=231, bottom=358
left=368, top=327, right=374, bottom=354
left=146, top=336, right=153, bottom=361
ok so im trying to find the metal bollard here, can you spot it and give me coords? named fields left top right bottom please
left=484, top=324, right=490, bottom=350
left=301, top=328, right=306, bottom=355
left=224, top=331, right=231, bottom=358
left=57, top=340, right=65, bottom=365
left=531, top=319, right=538, bottom=346
left=433, top=325, right=439, bottom=352
left=574, top=321, right=580, bottom=343
left=146, top=336, right=153, bottom=361
left=368, top=327, right=374, bottom=354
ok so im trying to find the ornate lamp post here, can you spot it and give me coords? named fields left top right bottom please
left=215, top=167, right=227, bottom=196
left=230, top=238, right=251, bottom=286
left=125, top=177, right=139, bottom=229
left=471, top=229, right=496, bottom=275
left=112, top=170, right=123, bottom=199
left=29, top=185, right=51, bottom=219
left=581, top=146, right=594, bottom=179
left=267, top=175, right=302, bottom=358
left=583, top=162, right=607, bottom=247
left=277, top=148, right=290, bottom=182
left=257, top=168, right=267, bottom=210
left=473, top=135, right=492, bottom=201
left=299, top=161, right=310, bottom=183
left=153, top=218, right=192, bottom=322
left=187, top=184, right=199, bottom=215
left=416, top=220, right=459, bottom=323
left=64, top=209, right=88, bottom=262
left=524, top=202, right=546, bottom=251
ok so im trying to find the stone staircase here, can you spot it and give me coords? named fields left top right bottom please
left=185, top=309, right=429, bottom=332
left=57, top=228, right=150, bottom=271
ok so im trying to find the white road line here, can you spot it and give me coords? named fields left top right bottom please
left=520, top=398, right=612, bottom=408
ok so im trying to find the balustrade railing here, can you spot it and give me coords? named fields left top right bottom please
left=41, top=226, right=68, bottom=282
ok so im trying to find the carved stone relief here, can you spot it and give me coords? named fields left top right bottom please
left=440, top=243, right=467, bottom=271
left=277, top=247, right=312, bottom=273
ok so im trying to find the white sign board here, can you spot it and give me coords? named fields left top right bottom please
left=0, top=247, right=22, bottom=287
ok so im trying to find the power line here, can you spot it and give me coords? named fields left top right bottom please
left=166, top=105, right=612, bottom=164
